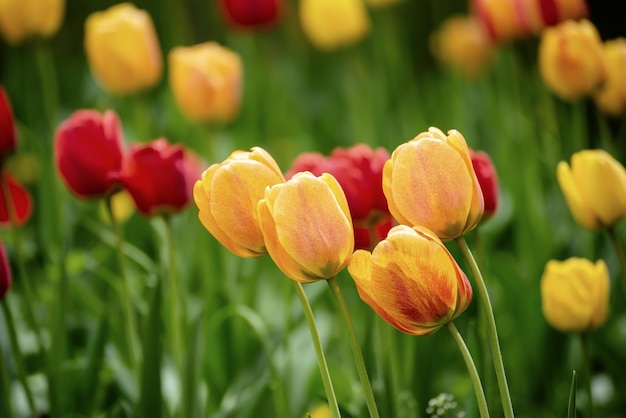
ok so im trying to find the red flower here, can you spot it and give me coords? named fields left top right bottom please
left=0, top=240, right=11, bottom=300
left=54, top=110, right=124, bottom=199
left=0, top=170, right=32, bottom=227
left=122, top=138, right=204, bottom=217
left=287, top=144, right=392, bottom=250
left=470, top=149, right=499, bottom=220
left=0, top=86, right=17, bottom=161
left=219, top=0, right=282, bottom=29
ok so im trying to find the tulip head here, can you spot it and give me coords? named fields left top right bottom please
left=0, top=87, right=17, bottom=162
left=348, top=225, right=472, bottom=335
left=538, top=19, right=606, bottom=101
left=383, top=127, right=484, bottom=240
left=259, top=172, right=354, bottom=283
left=194, top=147, right=284, bottom=258
left=0, top=0, right=64, bottom=45
left=84, top=3, right=162, bottom=96
left=0, top=240, right=11, bottom=300
left=219, top=0, right=282, bottom=29
left=0, top=170, right=32, bottom=227
left=557, top=150, right=626, bottom=230
left=594, top=38, right=626, bottom=116
left=541, top=258, right=609, bottom=332
left=539, top=0, right=588, bottom=27
left=470, top=149, right=499, bottom=220
left=54, top=109, right=124, bottom=199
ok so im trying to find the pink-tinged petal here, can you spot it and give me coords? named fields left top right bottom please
left=0, top=170, right=32, bottom=227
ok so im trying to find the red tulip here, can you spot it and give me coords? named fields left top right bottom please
left=122, top=138, right=203, bottom=217
left=0, top=86, right=17, bottom=162
left=0, top=169, right=32, bottom=227
left=470, top=149, right=499, bottom=220
left=286, top=144, right=392, bottom=250
left=54, top=110, right=124, bottom=199
left=0, top=240, right=11, bottom=300
left=219, top=0, right=282, bottom=29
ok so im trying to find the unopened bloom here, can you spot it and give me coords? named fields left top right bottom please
left=0, top=0, right=64, bottom=45
left=594, top=38, right=626, bottom=116
left=470, top=149, right=499, bottom=220
left=0, top=240, right=11, bottom=299
left=538, top=19, right=606, bottom=101
left=122, top=139, right=203, bottom=217
left=557, top=150, right=626, bottom=230
left=348, top=225, right=472, bottom=335
left=193, top=147, right=284, bottom=257
left=0, top=87, right=17, bottom=162
left=169, top=42, right=243, bottom=123
left=259, top=172, right=354, bottom=283
left=541, top=258, right=609, bottom=332
left=219, top=0, right=282, bottom=29
left=299, top=0, right=370, bottom=51
left=0, top=170, right=32, bottom=227
left=383, top=127, right=484, bottom=240
left=84, top=3, right=162, bottom=95
left=287, top=144, right=392, bottom=250
left=54, top=110, right=124, bottom=199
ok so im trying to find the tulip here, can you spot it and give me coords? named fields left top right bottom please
left=348, top=225, right=473, bottom=335
left=539, top=0, right=588, bottom=27
left=54, top=109, right=124, bottom=199
left=470, top=149, right=499, bottom=220
left=540, top=258, right=609, bottom=332
left=258, top=172, right=354, bottom=283
left=557, top=150, right=626, bottom=230
left=0, top=240, right=11, bottom=299
left=299, top=0, right=370, bottom=51
left=0, top=0, right=64, bottom=45
left=219, top=0, right=282, bottom=29
left=471, top=0, right=535, bottom=42
left=594, top=38, right=626, bottom=116
left=538, top=19, right=606, bottom=101
left=122, top=138, right=204, bottom=217
left=0, top=170, right=32, bottom=227
left=286, top=144, right=392, bottom=251
left=383, top=127, right=484, bottom=240
left=0, top=86, right=17, bottom=162
left=84, top=3, right=162, bottom=95
left=169, top=42, right=243, bottom=123
left=193, top=147, right=284, bottom=257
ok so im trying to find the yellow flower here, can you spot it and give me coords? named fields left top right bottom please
left=193, top=147, right=285, bottom=257
left=594, top=38, right=626, bottom=116
left=348, top=225, right=473, bottom=335
left=540, top=258, right=609, bottom=332
left=84, top=3, right=162, bottom=95
left=304, top=404, right=332, bottom=418
left=0, top=0, right=64, bottom=45
left=299, top=0, right=370, bottom=51
left=99, top=190, right=136, bottom=225
left=383, top=127, right=484, bottom=240
left=169, top=42, right=243, bottom=123
left=557, top=150, right=626, bottom=230
left=538, top=19, right=606, bottom=101
left=258, top=172, right=354, bottom=283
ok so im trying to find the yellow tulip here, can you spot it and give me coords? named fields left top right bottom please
left=304, top=404, right=332, bottom=418
left=538, top=19, right=606, bottom=101
left=540, top=258, right=609, bottom=332
left=594, top=38, right=626, bottom=116
left=169, top=42, right=243, bottom=123
left=84, top=3, right=163, bottom=95
left=557, top=150, right=626, bottom=230
left=193, top=147, right=285, bottom=258
left=383, top=127, right=484, bottom=240
left=0, top=0, right=64, bottom=45
left=258, top=172, right=354, bottom=283
left=299, top=0, right=370, bottom=51
left=348, top=225, right=473, bottom=335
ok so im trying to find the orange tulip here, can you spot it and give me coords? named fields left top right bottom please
left=383, top=127, right=484, bottom=240
left=258, top=172, right=354, bottom=283
left=348, top=225, right=473, bottom=335
left=594, top=38, right=626, bottom=116
left=193, top=147, right=284, bottom=257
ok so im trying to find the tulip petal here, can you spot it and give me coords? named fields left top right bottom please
left=556, top=160, right=600, bottom=229
left=0, top=170, right=32, bottom=227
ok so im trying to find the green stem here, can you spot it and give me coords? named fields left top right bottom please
left=0, top=342, right=15, bottom=418
left=446, top=322, right=490, bottom=418
left=580, top=333, right=593, bottom=418
left=105, top=195, right=139, bottom=369
left=456, top=236, right=514, bottom=418
left=292, top=281, right=340, bottom=418
left=606, top=225, right=626, bottom=299
left=1, top=301, right=37, bottom=417
left=327, top=277, right=380, bottom=418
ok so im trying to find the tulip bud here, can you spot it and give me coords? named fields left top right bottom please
left=299, top=0, right=370, bottom=51
left=348, top=225, right=473, bottom=335
left=54, top=109, right=124, bottom=199
left=0, top=170, right=32, bottom=227
left=169, top=42, right=243, bottom=123
left=258, top=172, right=354, bottom=283
left=557, top=150, right=626, bottom=230
left=383, top=127, right=484, bottom=240
left=0, top=0, right=64, bottom=45
left=193, top=147, right=285, bottom=257
left=219, top=0, right=282, bottom=29
left=84, top=3, right=162, bottom=96
left=594, top=38, right=626, bottom=116
left=470, top=149, right=499, bottom=220
left=0, top=240, right=11, bottom=300
left=538, top=19, right=606, bottom=101
left=0, top=87, right=17, bottom=162
left=540, top=258, right=609, bottom=332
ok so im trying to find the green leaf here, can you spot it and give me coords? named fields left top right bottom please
left=567, top=370, right=577, bottom=418
left=138, top=281, right=162, bottom=418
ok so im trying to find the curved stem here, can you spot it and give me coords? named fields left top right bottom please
left=0, top=342, right=15, bottom=418
left=327, top=277, right=379, bottom=418
left=446, top=322, right=490, bottom=418
left=606, top=226, right=626, bottom=299
left=580, top=333, right=593, bottom=418
left=456, top=236, right=514, bottom=418
left=292, top=281, right=340, bottom=418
